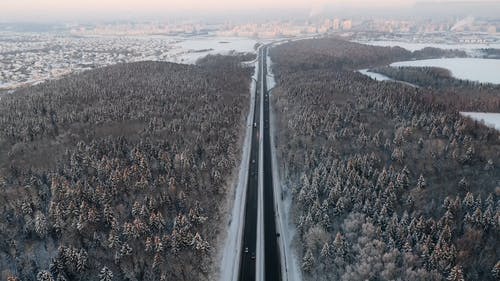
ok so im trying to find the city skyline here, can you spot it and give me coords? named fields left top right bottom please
left=1, top=0, right=499, bottom=22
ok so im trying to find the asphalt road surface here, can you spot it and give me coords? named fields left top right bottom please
left=261, top=46, right=282, bottom=281
left=238, top=46, right=282, bottom=281
left=238, top=48, right=261, bottom=281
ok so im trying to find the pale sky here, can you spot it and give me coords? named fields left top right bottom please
left=0, top=0, right=495, bottom=22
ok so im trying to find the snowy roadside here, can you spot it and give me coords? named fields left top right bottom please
left=219, top=59, right=258, bottom=281
left=267, top=46, right=303, bottom=281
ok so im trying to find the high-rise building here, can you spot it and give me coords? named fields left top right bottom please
left=333, top=19, right=340, bottom=30
left=342, top=20, right=352, bottom=30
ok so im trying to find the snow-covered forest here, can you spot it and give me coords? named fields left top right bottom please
left=270, top=38, right=500, bottom=281
left=0, top=55, right=252, bottom=280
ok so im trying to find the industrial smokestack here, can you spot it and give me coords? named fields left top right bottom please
left=451, top=16, right=475, bottom=31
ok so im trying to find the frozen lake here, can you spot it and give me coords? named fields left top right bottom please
left=356, top=40, right=500, bottom=52
left=171, top=37, right=258, bottom=64
left=391, top=58, right=500, bottom=84
left=460, top=112, right=500, bottom=131
left=174, top=37, right=257, bottom=53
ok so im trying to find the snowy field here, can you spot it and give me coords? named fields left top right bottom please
left=170, top=37, right=258, bottom=64
left=358, top=69, right=419, bottom=88
left=391, top=58, right=500, bottom=84
left=357, top=40, right=500, bottom=52
left=358, top=69, right=393, bottom=81
left=460, top=112, right=500, bottom=131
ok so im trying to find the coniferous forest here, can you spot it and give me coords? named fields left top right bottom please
left=270, top=38, right=499, bottom=281
left=1, top=35, right=499, bottom=281
left=0, top=56, right=252, bottom=281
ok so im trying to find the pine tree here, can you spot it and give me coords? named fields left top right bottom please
left=447, top=265, right=465, bottom=281
left=320, top=241, right=332, bottom=261
left=302, top=248, right=315, bottom=273
left=458, top=177, right=469, bottom=191
left=36, top=271, right=53, bottom=281
left=99, top=266, right=113, bottom=281
left=416, top=174, right=426, bottom=190
left=463, top=192, right=475, bottom=211
left=152, top=252, right=163, bottom=270
left=191, top=232, right=210, bottom=252
left=120, top=243, right=132, bottom=256
left=492, top=261, right=500, bottom=280
left=34, top=211, right=48, bottom=238
left=333, top=232, right=347, bottom=258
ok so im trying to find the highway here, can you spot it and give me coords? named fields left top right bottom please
left=238, top=45, right=282, bottom=281
left=261, top=46, right=282, bottom=281
left=238, top=46, right=262, bottom=281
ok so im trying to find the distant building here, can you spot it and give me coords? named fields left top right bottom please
left=459, top=37, right=487, bottom=44
left=342, top=20, right=352, bottom=30
left=488, top=26, right=497, bottom=34
left=333, top=19, right=340, bottom=30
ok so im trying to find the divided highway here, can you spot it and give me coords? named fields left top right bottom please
left=238, top=46, right=282, bottom=281
left=261, top=47, right=282, bottom=281
left=238, top=48, right=261, bottom=281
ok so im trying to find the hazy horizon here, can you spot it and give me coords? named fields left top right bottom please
left=1, top=0, right=499, bottom=23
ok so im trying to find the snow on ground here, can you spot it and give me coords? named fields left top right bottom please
left=175, top=37, right=257, bottom=53
left=267, top=47, right=303, bottom=281
left=266, top=55, right=277, bottom=90
left=356, top=40, right=500, bottom=52
left=358, top=69, right=393, bottom=81
left=357, top=69, right=419, bottom=88
left=391, top=58, right=500, bottom=84
left=220, top=60, right=258, bottom=281
left=169, top=37, right=258, bottom=64
left=460, top=112, right=500, bottom=131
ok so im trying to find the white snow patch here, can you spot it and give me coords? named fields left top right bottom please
left=356, top=40, right=500, bottom=52
left=266, top=55, right=277, bottom=90
left=391, top=58, right=500, bottom=84
left=170, top=37, right=258, bottom=64
left=174, top=37, right=257, bottom=53
left=357, top=69, right=419, bottom=88
left=358, top=69, right=393, bottom=81
left=220, top=60, right=258, bottom=281
left=460, top=112, right=500, bottom=131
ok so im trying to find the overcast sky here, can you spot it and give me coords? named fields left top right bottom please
left=0, top=0, right=496, bottom=22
